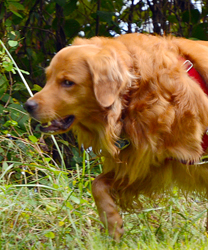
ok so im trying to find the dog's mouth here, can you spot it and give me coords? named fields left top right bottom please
left=40, top=115, right=75, bottom=134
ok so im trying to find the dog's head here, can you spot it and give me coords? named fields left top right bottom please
left=25, top=39, right=133, bottom=137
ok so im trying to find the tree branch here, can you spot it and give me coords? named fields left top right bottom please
left=96, top=0, right=101, bottom=36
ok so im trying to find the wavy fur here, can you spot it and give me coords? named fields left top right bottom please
left=26, top=33, right=208, bottom=240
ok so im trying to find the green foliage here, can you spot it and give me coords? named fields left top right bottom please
left=0, top=41, right=29, bottom=144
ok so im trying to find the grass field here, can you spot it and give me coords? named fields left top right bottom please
left=1, top=140, right=208, bottom=250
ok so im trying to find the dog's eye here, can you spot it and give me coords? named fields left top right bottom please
left=62, top=80, right=75, bottom=87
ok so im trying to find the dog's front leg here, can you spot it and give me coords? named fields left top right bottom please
left=92, top=173, right=124, bottom=241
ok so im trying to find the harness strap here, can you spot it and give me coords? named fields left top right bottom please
left=185, top=60, right=208, bottom=96
left=117, top=58, right=208, bottom=165
left=183, top=59, right=208, bottom=152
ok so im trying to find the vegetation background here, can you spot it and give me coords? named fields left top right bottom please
left=1, top=0, right=208, bottom=249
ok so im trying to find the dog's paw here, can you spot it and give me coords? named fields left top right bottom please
left=100, top=222, right=124, bottom=241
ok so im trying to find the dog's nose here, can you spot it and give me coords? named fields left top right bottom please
left=24, top=100, right=38, bottom=114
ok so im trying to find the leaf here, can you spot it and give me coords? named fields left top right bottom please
left=2, top=61, right=13, bottom=72
left=45, top=2, right=56, bottom=14
left=44, top=231, right=55, bottom=239
left=191, top=209, right=207, bottom=223
left=46, top=205, right=57, bottom=212
left=28, top=135, right=38, bottom=143
left=8, top=1, right=25, bottom=11
left=96, top=11, right=115, bottom=24
left=59, top=221, right=65, bottom=227
left=10, top=10, right=23, bottom=18
left=70, top=195, right=80, bottom=204
left=182, top=9, right=200, bottom=24
left=1, top=94, right=11, bottom=103
left=64, top=19, right=80, bottom=37
left=167, top=14, right=178, bottom=24
left=14, top=68, right=30, bottom=75
left=192, top=23, right=208, bottom=40
left=0, top=74, right=7, bottom=86
left=44, top=157, right=52, bottom=162
left=4, top=120, right=18, bottom=127
left=32, top=84, right=42, bottom=92
left=58, top=139, right=69, bottom=147
left=54, top=0, right=66, bottom=7
left=0, top=163, right=14, bottom=180
left=65, top=201, right=73, bottom=209
left=63, top=0, right=78, bottom=16
left=13, top=82, right=28, bottom=91
left=8, top=40, right=18, bottom=47
left=101, top=0, right=115, bottom=11
left=2, top=161, right=9, bottom=171
left=5, top=19, right=12, bottom=27
left=8, top=103, right=29, bottom=130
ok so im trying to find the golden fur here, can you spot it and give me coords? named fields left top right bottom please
left=25, top=33, right=208, bottom=240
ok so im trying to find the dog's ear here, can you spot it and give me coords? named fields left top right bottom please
left=87, top=48, right=131, bottom=107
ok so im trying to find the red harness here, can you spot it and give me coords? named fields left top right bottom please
left=119, top=59, right=208, bottom=164
left=166, top=59, right=208, bottom=165
left=183, top=59, right=208, bottom=153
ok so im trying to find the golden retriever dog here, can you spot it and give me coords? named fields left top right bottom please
left=25, top=33, right=208, bottom=240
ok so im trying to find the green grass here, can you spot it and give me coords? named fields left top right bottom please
left=1, top=139, right=208, bottom=250
left=0, top=186, right=208, bottom=250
